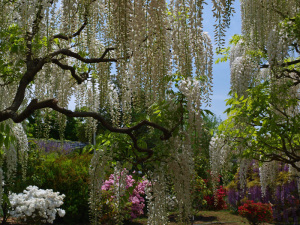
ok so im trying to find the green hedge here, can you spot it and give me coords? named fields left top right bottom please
left=21, top=150, right=92, bottom=224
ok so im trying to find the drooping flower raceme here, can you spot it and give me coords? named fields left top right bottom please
left=9, top=186, right=65, bottom=224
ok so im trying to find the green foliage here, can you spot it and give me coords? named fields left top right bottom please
left=215, top=47, right=231, bottom=64
left=191, top=176, right=210, bottom=210
left=0, top=24, right=25, bottom=84
left=26, top=110, right=87, bottom=142
left=219, top=80, right=300, bottom=161
left=281, top=12, right=300, bottom=41
left=21, top=148, right=92, bottom=224
left=0, top=122, right=16, bottom=150
left=215, top=34, right=243, bottom=64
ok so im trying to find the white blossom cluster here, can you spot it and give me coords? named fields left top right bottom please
left=238, top=159, right=251, bottom=191
left=167, top=134, right=194, bottom=222
left=0, top=122, right=30, bottom=213
left=266, top=27, right=293, bottom=68
left=240, top=0, right=298, bottom=51
left=145, top=169, right=168, bottom=225
left=112, top=164, right=128, bottom=224
left=5, top=146, right=17, bottom=187
left=209, top=134, right=231, bottom=201
left=230, top=40, right=260, bottom=97
left=2, top=123, right=27, bottom=188
left=107, top=82, right=120, bottom=126
left=209, top=135, right=230, bottom=178
left=229, top=0, right=299, bottom=99
left=89, top=147, right=111, bottom=225
left=145, top=133, right=195, bottom=224
left=9, top=186, right=65, bottom=224
left=178, top=77, right=205, bottom=141
left=11, top=123, right=28, bottom=180
left=259, top=161, right=278, bottom=196
left=179, top=78, right=202, bottom=113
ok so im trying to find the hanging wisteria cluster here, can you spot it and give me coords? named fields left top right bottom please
left=229, top=0, right=300, bottom=98
left=145, top=169, right=169, bottom=225
left=89, top=147, right=111, bottom=224
left=0, top=122, right=29, bottom=212
left=0, top=0, right=222, bottom=133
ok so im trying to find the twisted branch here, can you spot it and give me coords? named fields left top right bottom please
left=3, top=98, right=174, bottom=160
left=51, top=59, right=89, bottom=84
left=50, top=48, right=117, bottom=63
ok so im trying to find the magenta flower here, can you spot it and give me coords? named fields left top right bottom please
left=101, top=169, right=150, bottom=219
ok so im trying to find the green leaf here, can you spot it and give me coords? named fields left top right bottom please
left=4, top=136, right=10, bottom=149
left=137, top=164, right=142, bottom=171
left=0, top=134, right=4, bottom=146
left=5, top=124, right=10, bottom=134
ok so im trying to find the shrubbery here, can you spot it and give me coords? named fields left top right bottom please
left=226, top=160, right=299, bottom=224
left=238, top=200, right=273, bottom=225
left=21, top=145, right=92, bottom=224
left=99, top=169, right=149, bottom=223
left=204, top=185, right=227, bottom=210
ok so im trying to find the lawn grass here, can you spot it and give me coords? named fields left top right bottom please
left=1, top=210, right=274, bottom=225
left=130, top=210, right=273, bottom=225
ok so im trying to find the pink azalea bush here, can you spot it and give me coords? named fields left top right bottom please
left=101, top=169, right=149, bottom=219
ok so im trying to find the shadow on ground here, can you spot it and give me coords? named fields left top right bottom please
left=193, top=215, right=218, bottom=222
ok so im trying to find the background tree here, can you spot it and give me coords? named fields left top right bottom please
left=210, top=0, right=300, bottom=202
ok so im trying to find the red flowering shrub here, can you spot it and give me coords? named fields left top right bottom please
left=191, top=176, right=210, bottom=210
left=204, top=186, right=227, bottom=210
left=238, top=200, right=273, bottom=225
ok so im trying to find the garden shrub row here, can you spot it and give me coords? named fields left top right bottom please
left=14, top=145, right=92, bottom=224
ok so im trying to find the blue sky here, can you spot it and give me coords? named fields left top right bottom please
left=204, top=1, right=242, bottom=120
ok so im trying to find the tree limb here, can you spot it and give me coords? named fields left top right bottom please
left=260, top=59, right=300, bottom=69
left=52, top=20, right=87, bottom=41
left=51, top=59, right=89, bottom=84
left=3, top=98, right=176, bottom=161
left=50, top=48, right=117, bottom=63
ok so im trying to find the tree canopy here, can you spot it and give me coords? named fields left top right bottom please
left=0, top=0, right=236, bottom=161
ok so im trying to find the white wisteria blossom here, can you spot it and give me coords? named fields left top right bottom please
left=145, top=169, right=168, bottom=225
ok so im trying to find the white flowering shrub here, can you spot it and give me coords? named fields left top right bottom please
left=9, top=186, right=65, bottom=224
